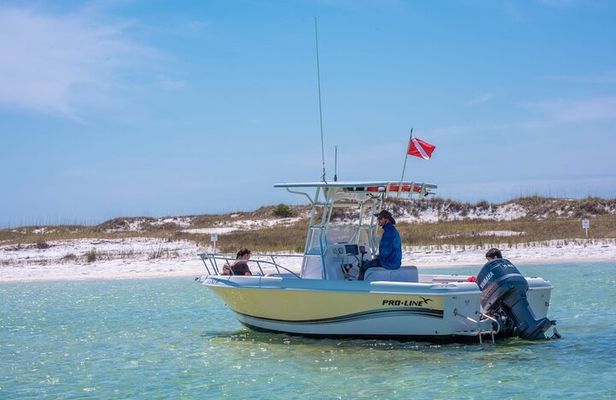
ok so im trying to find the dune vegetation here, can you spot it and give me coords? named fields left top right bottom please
left=1, top=197, right=615, bottom=254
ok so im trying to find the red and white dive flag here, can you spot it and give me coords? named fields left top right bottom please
left=407, top=137, right=436, bottom=160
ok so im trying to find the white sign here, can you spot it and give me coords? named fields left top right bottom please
left=581, top=219, right=590, bottom=238
left=210, top=233, right=218, bottom=254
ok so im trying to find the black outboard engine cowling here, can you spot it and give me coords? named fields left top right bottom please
left=477, top=258, right=554, bottom=340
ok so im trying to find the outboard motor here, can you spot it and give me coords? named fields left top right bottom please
left=477, top=258, right=554, bottom=340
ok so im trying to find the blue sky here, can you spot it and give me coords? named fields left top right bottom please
left=1, top=0, right=615, bottom=227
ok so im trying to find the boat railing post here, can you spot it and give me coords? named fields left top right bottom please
left=213, top=254, right=223, bottom=275
left=199, top=253, right=212, bottom=275
left=209, top=254, right=217, bottom=274
left=202, top=253, right=220, bottom=275
left=254, top=260, right=265, bottom=276
left=269, top=255, right=280, bottom=275
left=268, top=254, right=290, bottom=276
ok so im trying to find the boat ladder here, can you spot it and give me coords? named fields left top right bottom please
left=453, top=308, right=499, bottom=344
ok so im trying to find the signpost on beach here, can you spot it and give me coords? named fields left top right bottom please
left=211, top=233, right=218, bottom=253
left=581, top=219, right=590, bottom=238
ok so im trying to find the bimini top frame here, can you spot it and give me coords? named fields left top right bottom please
left=274, top=181, right=436, bottom=208
left=274, top=181, right=437, bottom=277
left=274, top=181, right=437, bottom=208
left=274, top=180, right=437, bottom=192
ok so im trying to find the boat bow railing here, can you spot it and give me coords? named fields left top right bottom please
left=199, top=253, right=302, bottom=278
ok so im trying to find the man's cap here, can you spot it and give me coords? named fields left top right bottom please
left=374, top=210, right=396, bottom=225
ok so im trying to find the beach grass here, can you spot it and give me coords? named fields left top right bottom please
left=1, top=198, right=615, bottom=253
left=3, top=215, right=614, bottom=254
left=397, top=214, right=616, bottom=246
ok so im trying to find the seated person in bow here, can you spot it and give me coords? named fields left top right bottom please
left=222, top=247, right=253, bottom=276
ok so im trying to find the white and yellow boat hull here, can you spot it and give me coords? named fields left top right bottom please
left=201, top=275, right=503, bottom=341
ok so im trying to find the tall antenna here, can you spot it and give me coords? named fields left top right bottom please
left=314, top=17, right=326, bottom=182
left=334, top=145, right=338, bottom=182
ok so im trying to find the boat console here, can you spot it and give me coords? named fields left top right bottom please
left=302, top=242, right=368, bottom=279
left=304, top=242, right=420, bottom=282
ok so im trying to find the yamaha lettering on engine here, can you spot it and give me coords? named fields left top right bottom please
left=477, top=258, right=555, bottom=340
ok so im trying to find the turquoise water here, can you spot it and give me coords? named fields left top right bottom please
left=2, top=262, right=615, bottom=399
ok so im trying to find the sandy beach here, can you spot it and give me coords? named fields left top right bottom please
left=1, top=237, right=614, bottom=282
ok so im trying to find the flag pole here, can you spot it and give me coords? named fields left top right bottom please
left=398, top=128, right=413, bottom=197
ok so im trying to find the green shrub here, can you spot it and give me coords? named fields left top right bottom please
left=36, top=240, right=50, bottom=249
left=61, top=253, right=78, bottom=262
left=273, top=204, right=293, bottom=218
left=85, top=248, right=97, bottom=263
left=148, top=247, right=166, bottom=259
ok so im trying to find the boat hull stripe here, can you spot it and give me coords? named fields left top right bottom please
left=234, top=307, right=444, bottom=324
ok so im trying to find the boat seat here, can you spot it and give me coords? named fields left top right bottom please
left=364, top=266, right=418, bottom=283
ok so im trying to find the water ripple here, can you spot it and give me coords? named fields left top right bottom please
left=1, top=263, right=615, bottom=399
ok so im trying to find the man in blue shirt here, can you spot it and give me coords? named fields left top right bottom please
left=358, top=210, right=402, bottom=280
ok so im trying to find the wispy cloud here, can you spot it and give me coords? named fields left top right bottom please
left=466, top=93, right=494, bottom=106
left=0, top=5, right=159, bottom=118
left=522, top=96, right=616, bottom=122
left=158, top=78, right=186, bottom=90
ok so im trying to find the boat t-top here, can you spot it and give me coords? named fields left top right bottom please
left=199, top=180, right=557, bottom=343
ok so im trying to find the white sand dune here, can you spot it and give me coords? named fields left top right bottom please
left=1, top=237, right=614, bottom=282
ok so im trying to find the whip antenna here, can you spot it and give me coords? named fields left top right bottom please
left=334, top=145, right=338, bottom=182
left=314, top=17, right=326, bottom=182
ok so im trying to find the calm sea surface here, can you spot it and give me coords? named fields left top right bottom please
left=1, top=262, right=615, bottom=399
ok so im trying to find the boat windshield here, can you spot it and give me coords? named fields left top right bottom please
left=325, top=225, right=355, bottom=244
left=305, top=224, right=372, bottom=255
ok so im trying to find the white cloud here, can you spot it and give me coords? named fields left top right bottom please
left=158, top=78, right=186, bottom=90
left=466, top=93, right=494, bottom=106
left=523, top=96, right=616, bottom=123
left=0, top=6, right=156, bottom=118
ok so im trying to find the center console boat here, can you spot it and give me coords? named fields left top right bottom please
left=199, top=181, right=557, bottom=343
